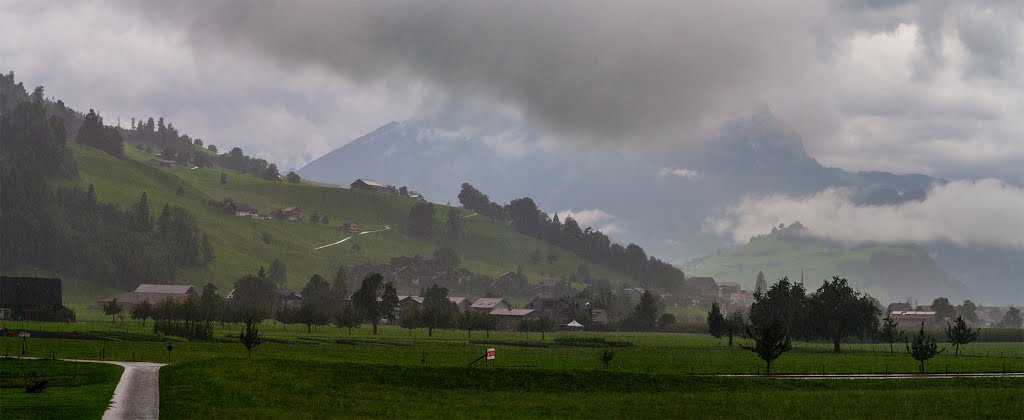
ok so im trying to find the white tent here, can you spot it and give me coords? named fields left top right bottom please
left=566, top=320, right=584, bottom=329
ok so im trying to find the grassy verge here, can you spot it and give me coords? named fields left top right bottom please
left=160, top=358, right=1024, bottom=418
left=0, top=358, right=122, bottom=419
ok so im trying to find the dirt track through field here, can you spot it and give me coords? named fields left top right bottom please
left=312, top=225, right=390, bottom=251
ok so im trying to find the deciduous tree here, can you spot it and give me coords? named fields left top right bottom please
left=945, top=315, right=980, bottom=357
left=907, top=323, right=944, bottom=373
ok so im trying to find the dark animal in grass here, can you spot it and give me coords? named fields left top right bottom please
left=25, top=379, right=48, bottom=393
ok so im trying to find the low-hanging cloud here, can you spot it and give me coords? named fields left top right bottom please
left=705, top=179, right=1024, bottom=249
left=122, top=0, right=825, bottom=143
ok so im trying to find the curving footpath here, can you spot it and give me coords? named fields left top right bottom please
left=63, top=359, right=166, bottom=420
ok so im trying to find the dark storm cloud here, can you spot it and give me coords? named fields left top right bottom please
left=122, top=0, right=824, bottom=142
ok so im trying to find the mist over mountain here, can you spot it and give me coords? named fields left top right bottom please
left=299, top=109, right=1019, bottom=303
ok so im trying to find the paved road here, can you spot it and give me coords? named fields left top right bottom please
left=101, top=361, right=165, bottom=420
left=312, top=225, right=390, bottom=250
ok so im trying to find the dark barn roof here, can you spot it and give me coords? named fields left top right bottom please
left=0, top=276, right=62, bottom=307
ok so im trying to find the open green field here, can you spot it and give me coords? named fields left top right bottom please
left=3, top=319, right=1022, bottom=418
left=42, top=143, right=628, bottom=310
left=4, top=319, right=1023, bottom=376
left=0, top=359, right=122, bottom=419
left=160, top=358, right=1023, bottom=419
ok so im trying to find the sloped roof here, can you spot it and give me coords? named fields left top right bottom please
left=471, top=297, right=507, bottom=309
left=134, top=284, right=197, bottom=295
left=448, top=297, right=469, bottom=305
left=567, top=320, right=584, bottom=327
left=101, top=292, right=186, bottom=305
left=687, top=277, right=718, bottom=288
left=354, top=178, right=386, bottom=188
left=490, top=308, right=534, bottom=316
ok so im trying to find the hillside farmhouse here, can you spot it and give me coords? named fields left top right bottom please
left=98, top=284, right=199, bottom=310
left=340, top=221, right=360, bottom=234
left=470, top=297, right=510, bottom=313
left=281, top=207, right=302, bottom=221
left=351, top=178, right=390, bottom=193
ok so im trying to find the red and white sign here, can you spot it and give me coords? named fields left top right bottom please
left=17, top=332, right=30, bottom=338
left=485, top=348, right=495, bottom=360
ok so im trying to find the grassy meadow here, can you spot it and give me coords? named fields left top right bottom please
left=3, top=316, right=1022, bottom=418
left=0, top=358, right=123, bottom=419
left=43, top=143, right=628, bottom=310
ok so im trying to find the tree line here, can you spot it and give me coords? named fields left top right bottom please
left=1, top=100, right=213, bottom=290
left=457, top=183, right=684, bottom=289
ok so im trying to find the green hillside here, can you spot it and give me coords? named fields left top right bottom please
left=58, top=142, right=627, bottom=299
left=682, top=224, right=967, bottom=302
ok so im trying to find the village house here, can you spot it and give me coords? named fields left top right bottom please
left=394, top=266, right=419, bottom=285
left=350, top=178, right=390, bottom=193
left=340, top=221, right=360, bottom=234
left=276, top=289, right=303, bottom=308
left=490, top=271, right=527, bottom=295
left=98, top=284, right=199, bottom=311
left=448, top=297, right=471, bottom=313
left=281, top=207, right=302, bottom=221
left=685, top=276, right=720, bottom=306
left=717, top=282, right=754, bottom=309
left=397, top=295, right=425, bottom=320
left=525, top=297, right=578, bottom=325
left=889, top=310, right=941, bottom=327
left=887, top=302, right=913, bottom=314
left=489, top=308, right=537, bottom=329
left=470, top=297, right=510, bottom=314
left=0, top=276, right=63, bottom=321
left=591, top=308, right=609, bottom=325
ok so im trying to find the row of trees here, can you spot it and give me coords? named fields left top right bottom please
left=717, top=276, right=986, bottom=374
left=457, top=183, right=684, bottom=289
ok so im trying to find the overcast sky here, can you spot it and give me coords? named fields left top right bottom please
left=2, top=0, right=1022, bottom=181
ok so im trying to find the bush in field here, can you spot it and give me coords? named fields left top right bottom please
left=906, top=323, right=944, bottom=373
left=154, top=319, right=213, bottom=340
left=878, top=315, right=904, bottom=355
left=741, top=318, right=791, bottom=375
left=239, top=314, right=263, bottom=359
left=601, top=349, right=614, bottom=368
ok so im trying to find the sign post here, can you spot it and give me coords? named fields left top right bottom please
left=19, top=332, right=30, bottom=356
left=468, top=347, right=497, bottom=367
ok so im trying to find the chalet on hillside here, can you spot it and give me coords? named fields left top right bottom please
left=98, top=284, right=198, bottom=311
left=235, top=203, right=258, bottom=217
left=350, top=178, right=390, bottom=193
left=150, top=158, right=179, bottom=167
left=281, top=207, right=301, bottom=221
left=0, top=276, right=63, bottom=321
left=340, top=221, right=360, bottom=234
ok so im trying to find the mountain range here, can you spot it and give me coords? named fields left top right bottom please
left=299, top=108, right=1021, bottom=304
